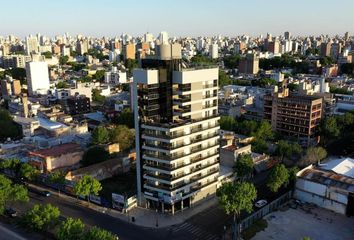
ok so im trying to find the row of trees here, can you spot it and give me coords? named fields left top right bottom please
left=22, top=204, right=117, bottom=240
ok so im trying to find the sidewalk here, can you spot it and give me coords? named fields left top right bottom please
left=28, top=183, right=219, bottom=229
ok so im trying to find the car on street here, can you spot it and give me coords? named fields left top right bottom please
left=255, top=199, right=268, bottom=208
left=41, top=190, right=51, bottom=197
left=5, top=208, right=17, bottom=217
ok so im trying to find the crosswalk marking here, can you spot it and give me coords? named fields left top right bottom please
left=172, top=222, right=220, bottom=240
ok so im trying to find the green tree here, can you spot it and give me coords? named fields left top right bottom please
left=109, top=125, right=135, bottom=151
left=113, top=109, right=134, bottom=128
left=0, top=109, right=22, bottom=141
left=276, top=140, right=302, bottom=161
left=223, top=54, right=241, bottom=69
left=340, top=63, right=354, bottom=75
left=73, top=175, right=102, bottom=205
left=91, top=125, right=109, bottom=144
left=0, top=158, right=22, bottom=177
left=57, top=218, right=85, bottom=240
left=56, top=81, right=69, bottom=89
left=94, top=70, right=105, bottom=82
left=320, top=56, right=335, bottom=66
left=4, top=68, right=26, bottom=83
left=219, top=70, right=232, bottom=87
left=92, top=89, right=106, bottom=104
left=320, top=117, right=340, bottom=144
left=59, top=56, right=69, bottom=65
left=23, top=204, right=60, bottom=231
left=84, top=226, right=118, bottom=240
left=234, top=154, right=254, bottom=180
left=240, top=120, right=258, bottom=136
left=42, top=51, right=53, bottom=59
left=82, top=146, right=109, bottom=166
left=329, top=86, right=352, bottom=95
left=288, top=166, right=299, bottom=184
left=267, top=164, right=289, bottom=192
left=217, top=182, right=257, bottom=240
left=251, top=139, right=268, bottom=153
left=253, top=120, right=273, bottom=140
left=48, top=171, right=66, bottom=195
left=300, top=147, right=327, bottom=166
left=0, top=175, right=29, bottom=213
left=125, top=59, right=138, bottom=76
left=19, top=163, right=39, bottom=181
left=219, top=116, right=237, bottom=131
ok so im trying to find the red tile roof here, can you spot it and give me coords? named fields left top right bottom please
left=29, top=143, right=82, bottom=158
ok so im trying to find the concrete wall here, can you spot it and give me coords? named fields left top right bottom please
left=294, top=189, right=347, bottom=215
left=46, top=151, right=83, bottom=171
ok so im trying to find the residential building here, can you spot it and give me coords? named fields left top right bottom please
left=65, top=94, right=90, bottom=115
left=263, top=87, right=323, bottom=145
left=26, top=61, right=50, bottom=96
left=133, top=43, right=220, bottom=214
left=209, top=44, right=218, bottom=59
left=320, top=42, right=331, bottom=57
left=28, top=143, right=83, bottom=172
left=239, top=53, right=259, bottom=74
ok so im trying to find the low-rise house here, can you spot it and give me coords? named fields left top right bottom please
left=28, top=143, right=83, bottom=172
left=294, top=157, right=354, bottom=216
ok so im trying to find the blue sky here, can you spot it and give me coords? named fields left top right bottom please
left=1, top=0, right=353, bottom=38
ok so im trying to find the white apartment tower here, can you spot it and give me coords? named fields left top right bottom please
left=26, top=61, right=50, bottom=96
left=133, top=43, right=220, bottom=214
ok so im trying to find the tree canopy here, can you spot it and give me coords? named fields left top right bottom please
left=84, top=226, right=118, bottom=240
left=82, top=146, right=109, bottom=166
left=112, top=108, right=134, bottom=128
left=0, top=174, right=29, bottom=214
left=91, top=125, right=110, bottom=144
left=300, top=147, right=327, bottom=166
left=109, top=125, right=135, bottom=151
left=224, top=54, right=241, bottom=69
left=57, top=218, right=85, bottom=240
left=74, top=175, right=102, bottom=203
left=267, top=164, right=289, bottom=192
left=92, top=89, right=106, bottom=104
left=235, top=154, right=254, bottom=180
left=0, top=109, right=22, bottom=141
left=23, top=203, right=60, bottom=231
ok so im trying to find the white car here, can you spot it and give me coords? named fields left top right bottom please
left=255, top=199, right=268, bottom=208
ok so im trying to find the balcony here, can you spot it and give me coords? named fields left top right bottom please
left=143, top=151, right=219, bottom=171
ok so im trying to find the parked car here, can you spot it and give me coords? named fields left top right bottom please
left=255, top=199, right=268, bottom=208
left=5, top=208, right=17, bottom=217
left=41, top=190, right=51, bottom=197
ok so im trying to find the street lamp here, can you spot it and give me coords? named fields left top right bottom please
left=155, top=209, right=159, bottom=227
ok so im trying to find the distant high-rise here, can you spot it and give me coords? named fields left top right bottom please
left=158, top=31, right=169, bottom=44
left=239, top=53, right=259, bottom=74
left=144, top=32, right=154, bottom=43
left=209, top=44, right=218, bottom=59
left=25, top=35, right=39, bottom=55
left=133, top=43, right=220, bottom=214
left=320, top=42, right=331, bottom=57
left=284, top=31, right=291, bottom=40
left=26, top=61, right=50, bottom=96
left=124, top=43, right=136, bottom=60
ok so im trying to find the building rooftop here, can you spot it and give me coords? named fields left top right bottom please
left=28, top=143, right=82, bottom=158
left=320, top=157, right=354, bottom=179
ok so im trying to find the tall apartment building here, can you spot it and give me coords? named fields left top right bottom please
left=26, top=35, right=39, bottom=55
left=264, top=87, right=323, bottom=146
left=320, top=42, right=331, bottom=57
left=133, top=43, right=220, bottom=214
left=239, top=53, right=259, bottom=74
left=26, top=61, right=50, bottom=96
left=124, top=43, right=136, bottom=60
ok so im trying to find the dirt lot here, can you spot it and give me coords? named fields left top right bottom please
left=254, top=204, right=354, bottom=240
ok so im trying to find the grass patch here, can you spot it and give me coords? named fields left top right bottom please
left=242, top=219, right=268, bottom=240
left=100, top=169, right=137, bottom=200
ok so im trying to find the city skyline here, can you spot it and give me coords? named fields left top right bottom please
left=1, top=0, right=354, bottom=38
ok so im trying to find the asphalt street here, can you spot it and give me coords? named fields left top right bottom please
left=12, top=189, right=229, bottom=240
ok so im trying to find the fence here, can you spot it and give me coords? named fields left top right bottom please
left=233, top=190, right=292, bottom=239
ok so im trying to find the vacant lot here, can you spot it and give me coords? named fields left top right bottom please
left=254, top=205, right=354, bottom=240
left=100, top=170, right=137, bottom=200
